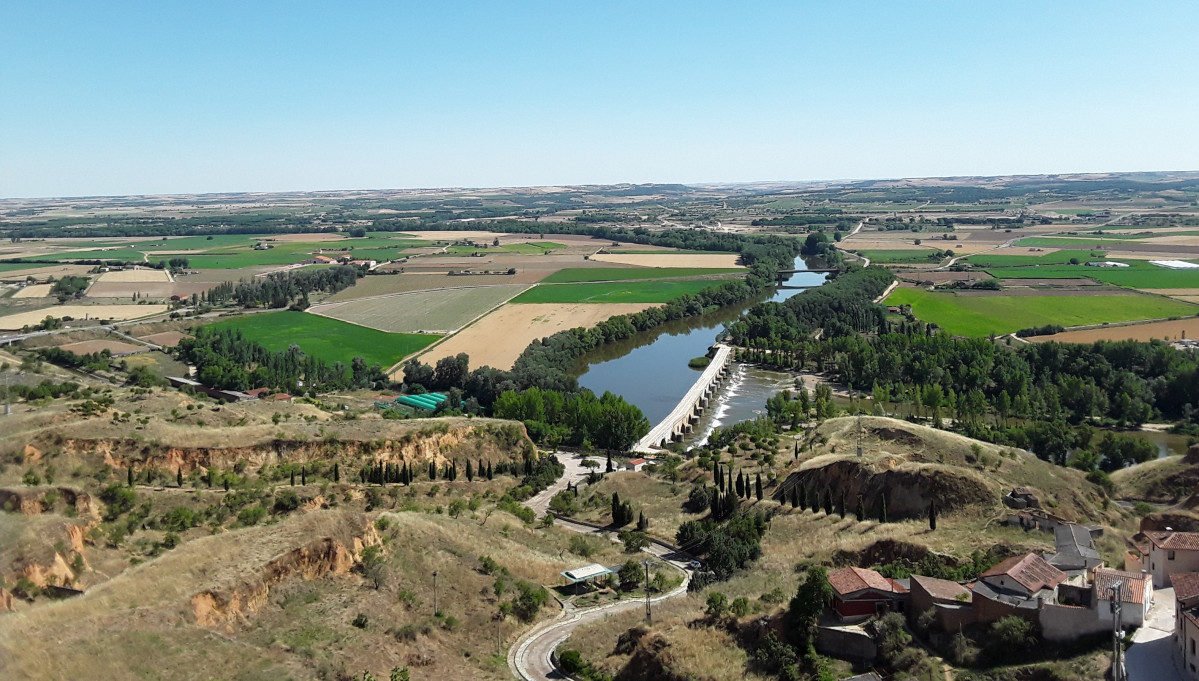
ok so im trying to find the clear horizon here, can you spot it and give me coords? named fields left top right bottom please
left=3, top=1, right=1197, bottom=199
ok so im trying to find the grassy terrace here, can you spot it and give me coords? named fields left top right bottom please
left=204, top=311, right=439, bottom=367
left=886, top=287, right=1198, bottom=337
left=511, top=280, right=719, bottom=304
left=540, top=267, right=742, bottom=283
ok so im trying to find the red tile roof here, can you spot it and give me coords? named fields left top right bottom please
left=1174, top=573, right=1199, bottom=603
left=980, top=553, right=1066, bottom=593
left=1093, top=568, right=1150, bottom=606
left=911, top=575, right=972, bottom=602
left=1145, top=531, right=1199, bottom=551
left=828, top=567, right=906, bottom=597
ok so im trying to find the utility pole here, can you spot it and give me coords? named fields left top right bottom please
left=1110, top=580, right=1126, bottom=681
left=432, top=570, right=439, bottom=616
left=3, top=369, right=9, bottom=416
left=643, top=559, right=653, bottom=624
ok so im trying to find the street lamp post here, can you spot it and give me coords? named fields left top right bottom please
left=432, top=570, right=439, bottom=616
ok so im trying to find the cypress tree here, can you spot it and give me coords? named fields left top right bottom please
left=789, top=485, right=798, bottom=508
left=606, top=452, right=613, bottom=473
left=637, top=511, right=648, bottom=531
left=177, top=468, right=183, bottom=488
left=301, top=466, right=307, bottom=486
left=929, top=500, right=937, bottom=531
left=223, top=477, right=230, bottom=492
left=838, top=491, right=846, bottom=519
left=487, top=461, right=494, bottom=480
left=611, top=492, right=621, bottom=523
left=878, top=495, right=887, bottom=523
left=823, top=491, right=833, bottom=515
left=799, top=485, right=808, bottom=511
left=715, top=464, right=723, bottom=489
left=724, top=490, right=737, bottom=517
left=128, top=466, right=134, bottom=488
left=206, top=469, right=212, bottom=488
left=755, top=473, right=763, bottom=502
left=735, top=472, right=744, bottom=498
left=290, top=469, right=295, bottom=486
left=794, top=440, right=799, bottom=460
left=710, top=490, right=721, bottom=519
left=466, top=460, right=474, bottom=482
left=429, top=461, right=437, bottom=480
left=333, top=462, right=340, bottom=482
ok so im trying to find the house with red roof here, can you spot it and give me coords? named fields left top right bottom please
left=1092, top=567, right=1152, bottom=627
left=826, top=566, right=908, bottom=620
left=978, top=553, right=1066, bottom=600
left=1173, top=573, right=1199, bottom=680
left=1145, top=530, right=1199, bottom=588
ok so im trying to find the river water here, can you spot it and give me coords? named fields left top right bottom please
left=572, top=260, right=827, bottom=442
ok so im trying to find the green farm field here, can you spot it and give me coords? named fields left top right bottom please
left=852, top=249, right=945, bottom=264
left=965, top=249, right=1106, bottom=267
left=511, top=280, right=719, bottom=304
left=0, top=262, right=53, bottom=272
left=988, top=261, right=1199, bottom=288
left=540, top=267, right=742, bottom=283
left=886, top=287, right=1198, bottom=337
left=204, top=311, right=438, bottom=367
left=309, top=284, right=528, bottom=333
left=47, top=234, right=427, bottom=269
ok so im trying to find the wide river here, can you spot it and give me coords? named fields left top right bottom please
left=572, top=258, right=827, bottom=445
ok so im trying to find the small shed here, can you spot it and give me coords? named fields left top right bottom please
left=561, top=563, right=613, bottom=594
left=625, top=458, right=647, bottom=472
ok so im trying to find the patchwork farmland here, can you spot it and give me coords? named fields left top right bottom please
left=308, top=284, right=529, bottom=333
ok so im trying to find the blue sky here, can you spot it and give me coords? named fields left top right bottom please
left=2, top=1, right=1197, bottom=197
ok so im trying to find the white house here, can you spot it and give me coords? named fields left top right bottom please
left=1093, top=567, right=1153, bottom=627
left=624, top=458, right=647, bottom=472
left=1145, top=530, right=1199, bottom=588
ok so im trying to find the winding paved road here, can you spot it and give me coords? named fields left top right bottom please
left=509, top=453, right=695, bottom=680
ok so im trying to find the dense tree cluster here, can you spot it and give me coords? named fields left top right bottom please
left=49, top=275, right=89, bottom=301
left=677, top=511, right=766, bottom=584
left=177, top=326, right=388, bottom=393
left=492, top=386, right=649, bottom=452
left=728, top=266, right=895, bottom=344
left=201, top=264, right=361, bottom=309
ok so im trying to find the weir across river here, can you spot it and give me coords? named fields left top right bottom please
left=632, top=344, right=733, bottom=454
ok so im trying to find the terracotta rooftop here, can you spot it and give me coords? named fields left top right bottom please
left=1174, top=573, right=1199, bottom=604
left=911, top=574, right=972, bottom=602
left=828, top=567, right=907, bottom=596
left=1145, top=531, right=1199, bottom=552
left=1093, top=568, right=1150, bottom=606
left=980, top=553, right=1066, bottom=593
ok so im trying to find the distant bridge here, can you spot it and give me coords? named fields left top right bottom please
left=775, top=268, right=837, bottom=278
left=633, top=344, right=733, bottom=454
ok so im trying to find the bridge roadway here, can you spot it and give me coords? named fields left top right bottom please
left=632, top=344, right=732, bottom=453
